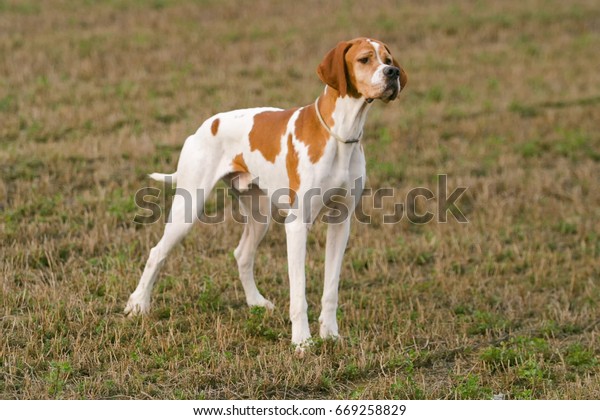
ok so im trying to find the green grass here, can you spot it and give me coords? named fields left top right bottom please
left=1, top=0, right=600, bottom=400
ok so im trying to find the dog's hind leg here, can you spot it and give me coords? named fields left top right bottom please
left=125, top=165, right=223, bottom=316
left=232, top=185, right=274, bottom=309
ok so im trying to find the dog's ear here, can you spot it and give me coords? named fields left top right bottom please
left=384, top=44, right=408, bottom=92
left=317, top=41, right=353, bottom=97
left=398, top=62, right=408, bottom=91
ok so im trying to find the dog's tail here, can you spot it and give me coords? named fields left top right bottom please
left=148, top=172, right=177, bottom=185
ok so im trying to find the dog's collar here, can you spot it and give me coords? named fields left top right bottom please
left=314, top=97, right=362, bottom=144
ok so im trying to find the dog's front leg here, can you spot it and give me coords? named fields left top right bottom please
left=285, top=219, right=311, bottom=346
left=319, top=217, right=351, bottom=339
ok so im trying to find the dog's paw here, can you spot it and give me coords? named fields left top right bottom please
left=293, top=338, right=314, bottom=359
left=319, top=319, right=339, bottom=340
left=260, top=299, right=275, bottom=311
left=319, top=331, right=342, bottom=342
left=291, top=327, right=312, bottom=358
left=248, top=297, right=275, bottom=311
left=124, top=294, right=150, bottom=317
left=295, top=345, right=307, bottom=358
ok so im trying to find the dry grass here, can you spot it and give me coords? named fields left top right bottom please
left=1, top=0, right=600, bottom=399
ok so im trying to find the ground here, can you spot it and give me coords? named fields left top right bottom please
left=1, top=0, right=599, bottom=399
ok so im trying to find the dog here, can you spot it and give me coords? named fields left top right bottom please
left=125, top=37, right=407, bottom=349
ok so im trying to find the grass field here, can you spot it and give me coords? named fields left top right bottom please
left=1, top=0, right=600, bottom=399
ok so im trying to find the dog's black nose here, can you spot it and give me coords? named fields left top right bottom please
left=383, top=66, right=400, bottom=79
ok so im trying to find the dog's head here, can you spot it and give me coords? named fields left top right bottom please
left=317, top=38, right=407, bottom=103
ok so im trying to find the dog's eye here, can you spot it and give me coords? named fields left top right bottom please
left=384, top=58, right=393, bottom=65
left=358, top=57, right=370, bottom=64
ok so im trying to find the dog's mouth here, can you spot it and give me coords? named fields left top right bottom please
left=366, top=85, right=398, bottom=104
left=380, top=84, right=399, bottom=103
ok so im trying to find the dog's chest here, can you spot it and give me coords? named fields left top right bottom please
left=316, top=143, right=366, bottom=191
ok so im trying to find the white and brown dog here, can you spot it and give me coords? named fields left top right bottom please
left=125, top=37, right=407, bottom=349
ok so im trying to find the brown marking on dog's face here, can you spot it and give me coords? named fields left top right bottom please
left=231, top=153, right=248, bottom=173
left=249, top=108, right=297, bottom=163
left=294, top=105, right=329, bottom=164
left=286, top=134, right=301, bottom=205
left=211, top=118, right=220, bottom=136
left=317, top=38, right=407, bottom=102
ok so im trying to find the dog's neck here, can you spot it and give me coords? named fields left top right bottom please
left=316, top=86, right=373, bottom=144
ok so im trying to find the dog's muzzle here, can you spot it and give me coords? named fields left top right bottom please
left=381, top=66, right=401, bottom=101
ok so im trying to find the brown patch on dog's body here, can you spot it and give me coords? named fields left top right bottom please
left=230, top=153, right=252, bottom=191
left=211, top=118, right=220, bottom=136
left=249, top=108, right=297, bottom=163
left=294, top=105, right=330, bottom=164
left=286, top=134, right=301, bottom=205
left=231, top=153, right=249, bottom=173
